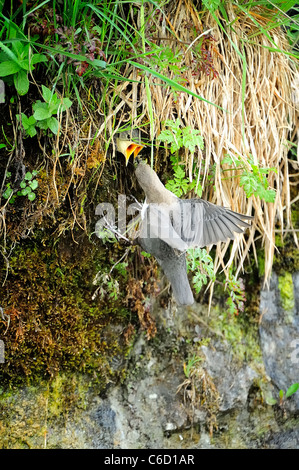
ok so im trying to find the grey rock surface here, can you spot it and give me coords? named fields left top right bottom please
left=259, top=272, right=299, bottom=411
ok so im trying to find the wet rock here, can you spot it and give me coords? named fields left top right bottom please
left=201, top=342, right=258, bottom=411
left=259, top=272, right=299, bottom=411
left=263, top=428, right=299, bottom=449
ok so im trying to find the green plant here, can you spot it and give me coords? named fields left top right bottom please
left=158, top=119, right=204, bottom=197
left=202, top=0, right=221, bottom=14
left=16, top=113, right=37, bottom=137
left=187, top=247, right=216, bottom=293
left=2, top=182, right=14, bottom=201
left=148, top=45, right=187, bottom=75
left=18, top=171, right=39, bottom=201
left=225, top=272, right=246, bottom=315
left=183, top=354, right=203, bottom=378
left=165, top=165, right=194, bottom=197
left=283, top=5, right=299, bottom=48
left=266, top=383, right=299, bottom=406
left=2, top=170, right=38, bottom=203
left=114, top=262, right=128, bottom=279
left=31, top=85, right=72, bottom=134
left=0, top=25, right=47, bottom=95
left=93, top=272, right=120, bottom=301
left=222, top=154, right=277, bottom=203
left=158, top=118, right=204, bottom=155
left=16, top=86, right=72, bottom=136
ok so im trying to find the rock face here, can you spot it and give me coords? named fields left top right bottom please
left=200, top=343, right=257, bottom=412
left=0, top=272, right=298, bottom=449
left=259, top=272, right=299, bottom=411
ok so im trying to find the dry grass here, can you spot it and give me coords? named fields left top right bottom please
left=104, top=0, right=299, bottom=285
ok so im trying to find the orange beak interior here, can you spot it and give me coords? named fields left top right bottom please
left=125, top=143, right=144, bottom=164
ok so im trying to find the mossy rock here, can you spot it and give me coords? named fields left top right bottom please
left=0, top=231, right=133, bottom=387
left=278, top=272, right=295, bottom=313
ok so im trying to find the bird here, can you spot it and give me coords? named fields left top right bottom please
left=116, top=132, right=253, bottom=305
left=116, top=131, right=144, bottom=165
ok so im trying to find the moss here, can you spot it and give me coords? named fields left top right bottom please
left=278, top=272, right=295, bottom=313
left=0, top=230, right=134, bottom=387
left=273, top=244, right=299, bottom=275
left=0, top=373, right=97, bottom=448
left=208, top=305, right=262, bottom=364
left=257, top=249, right=265, bottom=277
left=275, top=234, right=284, bottom=248
left=273, top=201, right=299, bottom=274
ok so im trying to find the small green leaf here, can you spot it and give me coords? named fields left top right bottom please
left=28, top=115, right=37, bottom=125
left=240, top=173, right=258, bottom=197
left=165, top=179, right=183, bottom=197
left=20, top=181, right=27, bottom=188
left=222, top=156, right=234, bottom=165
left=61, top=97, right=72, bottom=110
left=285, top=383, right=299, bottom=398
left=36, top=119, right=49, bottom=130
left=31, top=54, right=47, bottom=65
left=0, top=143, right=6, bottom=149
left=29, top=179, right=38, bottom=190
left=19, top=58, right=30, bottom=71
left=265, top=396, right=277, bottom=406
left=279, top=389, right=284, bottom=400
left=182, top=127, right=204, bottom=153
left=25, top=172, right=32, bottom=181
left=41, top=85, right=53, bottom=103
left=256, top=186, right=276, bottom=203
left=14, top=69, right=29, bottom=95
left=47, top=117, right=59, bottom=134
left=202, top=0, right=221, bottom=13
left=48, top=101, right=59, bottom=114
left=19, top=43, right=29, bottom=58
left=27, top=192, right=36, bottom=201
left=0, top=60, right=21, bottom=77
left=27, top=126, right=37, bottom=137
left=21, top=187, right=31, bottom=196
left=33, top=103, right=52, bottom=120
left=3, top=185, right=13, bottom=199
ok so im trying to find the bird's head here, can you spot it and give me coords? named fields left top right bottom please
left=116, top=130, right=144, bottom=166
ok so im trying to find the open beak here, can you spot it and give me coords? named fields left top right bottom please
left=116, top=138, right=144, bottom=166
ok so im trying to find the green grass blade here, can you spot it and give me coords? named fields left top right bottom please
left=129, top=60, right=224, bottom=110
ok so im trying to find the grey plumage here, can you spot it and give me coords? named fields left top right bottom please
left=138, top=237, right=194, bottom=306
left=134, top=161, right=253, bottom=306
left=116, top=137, right=253, bottom=306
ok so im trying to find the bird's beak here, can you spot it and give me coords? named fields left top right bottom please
left=116, top=138, right=144, bottom=166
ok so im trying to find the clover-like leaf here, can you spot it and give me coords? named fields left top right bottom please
left=29, top=179, right=38, bottom=190
left=27, top=192, right=36, bottom=201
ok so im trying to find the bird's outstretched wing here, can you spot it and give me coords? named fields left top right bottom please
left=174, top=199, right=253, bottom=248
left=140, top=199, right=253, bottom=251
